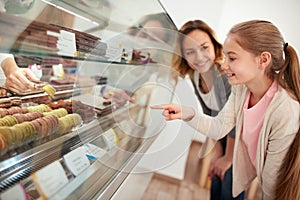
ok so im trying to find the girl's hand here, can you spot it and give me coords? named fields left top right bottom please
left=150, top=104, right=195, bottom=121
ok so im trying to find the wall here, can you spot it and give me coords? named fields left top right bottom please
left=160, top=0, right=300, bottom=52
left=136, top=76, right=205, bottom=178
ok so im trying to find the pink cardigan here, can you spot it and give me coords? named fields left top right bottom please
left=187, top=84, right=299, bottom=200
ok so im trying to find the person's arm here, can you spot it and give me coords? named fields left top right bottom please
left=151, top=86, right=239, bottom=141
left=0, top=54, right=40, bottom=93
left=93, top=85, right=135, bottom=105
left=211, top=136, right=234, bottom=181
left=1, top=56, right=20, bottom=76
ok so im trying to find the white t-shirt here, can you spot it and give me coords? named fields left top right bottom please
left=0, top=53, right=13, bottom=86
left=193, top=71, right=220, bottom=111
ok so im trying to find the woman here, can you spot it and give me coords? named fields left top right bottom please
left=173, top=20, right=244, bottom=200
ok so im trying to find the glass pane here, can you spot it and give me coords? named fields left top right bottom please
left=0, top=0, right=178, bottom=199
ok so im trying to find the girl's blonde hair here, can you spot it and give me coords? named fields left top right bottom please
left=229, top=20, right=300, bottom=200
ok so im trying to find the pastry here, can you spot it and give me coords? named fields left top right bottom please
left=0, top=133, right=8, bottom=151
left=0, top=108, right=9, bottom=117
left=31, top=120, right=41, bottom=135
left=9, top=97, right=22, bottom=106
left=0, top=127, right=14, bottom=144
left=28, top=104, right=51, bottom=113
left=43, top=84, right=56, bottom=98
left=0, top=116, right=18, bottom=126
left=43, top=108, right=68, bottom=118
left=0, top=98, right=12, bottom=108
left=57, top=113, right=82, bottom=134
left=0, top=87, right=8, bottom=98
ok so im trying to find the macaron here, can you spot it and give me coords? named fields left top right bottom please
left=0, top=108, right=9, bottom=117
left=43, top=84, right=56, bottom=99
left=0, top=127, right=14, bottom=144
left=31, top=120, right=41, bottom=136
left=0, top=133, right=8, bottom=151
left=0, top=98, right=12, bottom=108
left=0, top=116, right=18, bottom=126
left=10, top=97, right=22, bottom=106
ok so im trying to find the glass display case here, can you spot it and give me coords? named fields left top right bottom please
left=0, top=0, right=178, bottom=199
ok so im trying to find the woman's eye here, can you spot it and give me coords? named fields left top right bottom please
left=185, top=51, right=194, bottom=56
left=229, top=57, right=236, bottom=61
left=137, top=31, right=147, bottom=38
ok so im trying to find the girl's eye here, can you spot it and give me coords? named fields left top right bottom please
left=202, top=46, right=208, bottom=50
left=224, top=56, right=236, bottom=62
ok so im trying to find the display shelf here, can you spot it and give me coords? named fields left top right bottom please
left=0, top=48, right=149, bottom=67
left=43, top=0, right=110, bottom=29
left=0, top=102, right=143, bottom=190
left=0, top=0, right=177, bottom=199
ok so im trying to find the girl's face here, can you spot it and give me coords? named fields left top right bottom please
left=221, top=35, right=262, bottom=86
left=182, top=29, right=215, bottom=73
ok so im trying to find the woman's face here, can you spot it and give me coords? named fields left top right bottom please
left=221, top=35, right=261, bottom=86
left=182, top=29, right=215, bottom=73
left=135, top=20, right=167, bottom=43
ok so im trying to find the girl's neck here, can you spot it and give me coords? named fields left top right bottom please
left=248, top=78, right=273, bottom=107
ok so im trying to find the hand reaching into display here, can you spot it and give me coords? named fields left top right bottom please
left=2, top=57, right=41, bottom=93
left=150, top=104, right=195, bottom=121
left=109, top=89, right=136, bottom=106
left=101, top=85, right=135, bottom=106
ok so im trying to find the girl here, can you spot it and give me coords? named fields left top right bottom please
left=173, top=20, right=244, bottom=200
left=151, top=20, right=300, bottom=200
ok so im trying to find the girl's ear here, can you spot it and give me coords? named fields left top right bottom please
left=259, top=52, right=271, bottom=69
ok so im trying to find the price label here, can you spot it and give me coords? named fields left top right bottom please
left=103, top=128, right=119, bottom=150
left=0, top=183, right=29, bottom=200
left=84, top=143, right=107, bottom=161
left=31, top=161, right=68, bottom=199
left=57, top=30, right=77, bottom=57
left=52, top=64, right=64, bottom=79
left=63, top=146, right=90, bottom=176
left=105, top=43, right=123, bottom=62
